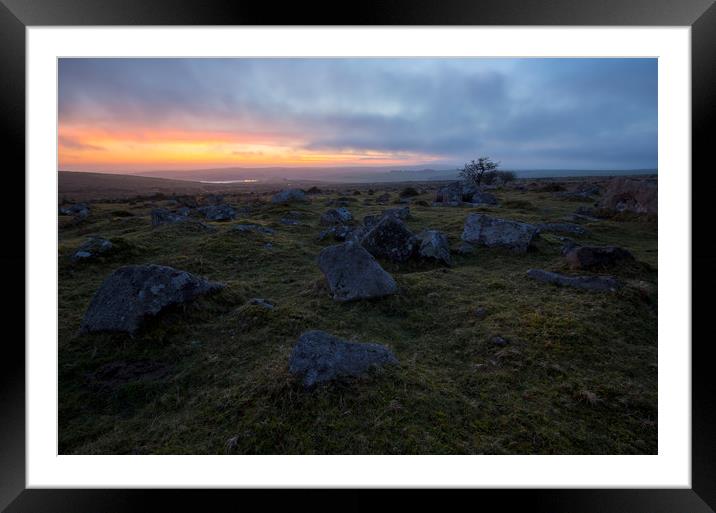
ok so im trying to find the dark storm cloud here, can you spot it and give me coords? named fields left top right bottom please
left=58, top=58, right=657, bottom=169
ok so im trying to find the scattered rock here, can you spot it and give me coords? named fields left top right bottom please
left=232, top=224, right=275, bottom=235
left=455, top=241, right=476, bottom=255
left=72, top=236, right=113, bottom=262
left=383, top=206, right=411, bottom=220
left=151, top=208, right=188, bottom=227
left=288, top=330, right=398, bottom=388
left=474, top=307, right=488, bottom=319
left=526, top=269, right=622, bottom=291
left=564, top=245, right=634, bottom=270
left=80, top=264, right=224, bottom=334
left=59, top=203, right=90, bottom=219
left=271, top=189, right=307, bottom=204
left=435, top=181, right=473, bottom=203
left=598, top=177, right=657, bottom=214
left=317, top=241, right=398, bottom=302
left=360, top=215, right=418, bottom=262
left=461, top=213, right=538, bottom=253
left=280, top=217, right=302, bottom=226
left=319, top=207, right=353, bottom=226
left=418, top=230, right=452, bottom=266
left=469, top=190, right=499, bottom=206
left=536, top=223, right=590, bottom=237
left=198, top=204, right=236, bottom=221
left=491, top=336, right=509, bottom=347
left=249, top=298, right=275, bottom=310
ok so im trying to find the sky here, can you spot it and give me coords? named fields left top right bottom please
left=58, top=58, right=657, bottom=174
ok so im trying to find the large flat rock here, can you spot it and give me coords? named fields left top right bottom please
left=289, top=330, right=398, bottom=388
left=80, top=264, right=224, bottom=334
left=461, top=213, right=538, bottom=253
left=317, top=241, right=398, bottom=302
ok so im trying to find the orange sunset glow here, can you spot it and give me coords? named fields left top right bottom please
left=58, top=125, right=438, bottom=172
left=58, top=58, right=658, bottom=176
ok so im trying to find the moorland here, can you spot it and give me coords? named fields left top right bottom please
left=58, top=172, right=658, bottom=455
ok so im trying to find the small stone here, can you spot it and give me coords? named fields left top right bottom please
left=71, top=236, right=113, bottom=262
left=383, top=206, right=411, bottom=220
left=232, top=224, right=274, bottom=235
left=319, top=207, right=353, bottom=226
left=527, top=268, right=622, bottom=292
left=249, top=298, right=275, bottom=310
left=491, top=336, right=509, bottom=347
left=469, top=190, right=499, bottom=206
left=474, top=307, right=487, bottom=320
left=59, top=203, right=90, bottom=219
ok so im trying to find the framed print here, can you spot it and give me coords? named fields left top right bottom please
left=2, top=0, right=714, bottom=511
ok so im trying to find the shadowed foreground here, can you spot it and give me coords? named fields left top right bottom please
left=58, top=176, right=657, bottom=454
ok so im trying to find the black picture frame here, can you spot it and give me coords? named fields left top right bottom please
left=2, top=1, right=713, bottom=511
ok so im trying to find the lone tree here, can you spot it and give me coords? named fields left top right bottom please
left=459, top=157, right=499, bottom=187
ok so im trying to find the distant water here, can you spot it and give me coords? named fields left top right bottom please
left=198, top=179, right=258, bottom=184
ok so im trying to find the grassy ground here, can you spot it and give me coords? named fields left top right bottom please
left=58, top=182, right=657, bottom=454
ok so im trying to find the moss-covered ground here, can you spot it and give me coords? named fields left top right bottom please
left=58, top=182, right=657, bottom=454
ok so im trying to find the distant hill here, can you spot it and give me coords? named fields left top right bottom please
left=58, top=171, right=329, bottom=201
left=58, top=167, right=659, bottom=201
left=125, top=165, right=657, bottom=184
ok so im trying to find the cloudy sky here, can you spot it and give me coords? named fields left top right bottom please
left=58, top=58, right=657, bottom=173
